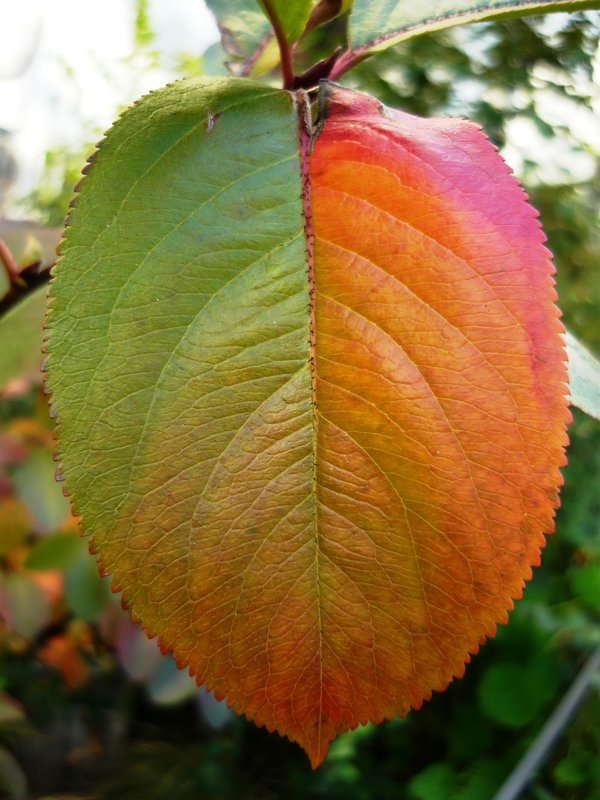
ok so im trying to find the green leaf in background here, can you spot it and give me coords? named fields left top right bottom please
left=201, top=42, right=230, bottom=77
left=146, top=655, right=199, bottom=706
left=0, top=286, right=47, bottom=390
left=257, top=0, right=313, bottom=42
left=205, top=0, right=273, bottom=73
left=0, top=692, right=25, bottom=725
left=116, top=622, right=162, bottom=682
left=566, top=331, right=600, bottom=421
left=571, top=564, right=600, bottom=608
left=407, top=762, right=458, bottom=800
left=0, top=573, right=49, bottom=640
left=0, top=498, right=31, bottom=557
left=346, top=1, right=600, bottom=58
left=11, top=448, right=70, bottom=534
left=477, top=660, right=558, bottom=727
left=0, top=746, right=27, bottom=800
left=64, top=549, right=113, bottom=621
left=25, top=533, right=84, bottom=571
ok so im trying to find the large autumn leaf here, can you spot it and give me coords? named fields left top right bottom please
left=44, top=77, right=568, bottom=767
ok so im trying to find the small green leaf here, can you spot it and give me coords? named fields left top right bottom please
left=25, top=533, right=84, bottom=571
left=257, top=0, right=313, bottom=43
left=0, top=692, right=25, bottom=725
left=571, top=563, right=600, bottom=609
left=201, top=42, right=230, bottom=77
left=116, top=622, right=162, bottom=682
left=146, top=655, right=199, bottom=706
left=206, top=0, right=273, bottom=72
left=0, top=498, right=31, bottom=557
left=0, top=573, right=49, bottom=640
left=478, top=661, right=558, bottom=727
left=407, top=763, right=458, bottom=800
left=566, top=331, right=600, bottom=421
left=346, top=1, right=600, bottom=59
left=0, top=746, right=27, bottom=800
left=197, top=690, right=233, bottom=730
left=64, top=551, right=112, bottom=621
left=11, top=449, right=70, bottom=534
left=0, top=286, right=47, bottom=389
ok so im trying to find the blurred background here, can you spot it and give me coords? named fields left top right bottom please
left=1, top=2, right=600, bottom=798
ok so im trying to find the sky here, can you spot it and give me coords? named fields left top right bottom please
left=0, top=0, right=219, bottom=209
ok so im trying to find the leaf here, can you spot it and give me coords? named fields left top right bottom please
left=116, top=620, right=163, bottom=682
left=206, top=0, right=314, bottom=77
left=477, top=660, right=558, bottom=726
left=44, top=78, right=568, bottom=767
left=570, top=564, right=600, bottom=608
left=205, top=0, right=273, bottom=75
left=407, top=762, right=458, bottom=800
left=37, top=634, right=91, bottom=690
left=566, top=331, right=600, bottom=421
left=0, top=692, right=25, bottom=725
left=25, top=533, right=84, bottom=571
left=201, top=42, right=230, bottom=77
left=257, top=0, right=313, bottom=43
left=0, top=573, right=49, bottom=640
left=343, top=0, right=600, bottom=63
left=0, top=497, right=31, bottom=557
left=11, top=448, right=71, bottom=533
left=0, top=747, right=27, bottom=800
left=146, top=655, right=199, bottom=706
left=197, top=690, right=234, bottom=729
left=0, top=286, right=47, bottom=390
left=64, top=549, right=113, bottom=621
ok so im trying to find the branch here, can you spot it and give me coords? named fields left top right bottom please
left=260, top=0, right=295, bottom=89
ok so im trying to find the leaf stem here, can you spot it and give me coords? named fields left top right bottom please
left=328, top=49, right=367, bottom=81
left=260, top=0, right=295, bottom=89
left=0, top=239, right=22, bottom=287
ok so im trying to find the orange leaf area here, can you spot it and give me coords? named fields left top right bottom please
left=302, top=83, right=569, bottom=764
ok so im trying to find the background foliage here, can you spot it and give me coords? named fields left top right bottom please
left=0, top=4, right=599, bottom=798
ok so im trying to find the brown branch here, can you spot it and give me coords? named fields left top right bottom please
left=260, top=0, right=295, bottom=90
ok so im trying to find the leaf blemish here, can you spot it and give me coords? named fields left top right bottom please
left=206, top=111, right=221, bottom=134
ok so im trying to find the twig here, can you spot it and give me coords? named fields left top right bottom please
left=328, top=49, right=369, bottom=81
left=493, top=642, right=600, bottom=800
left=260, top=0, right=295, bottom=89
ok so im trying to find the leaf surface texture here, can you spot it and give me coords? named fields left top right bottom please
left=45, top=78, right=568, bottom=767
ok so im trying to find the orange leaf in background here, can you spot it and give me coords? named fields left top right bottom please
left=38, top=631, right=91, bottom=691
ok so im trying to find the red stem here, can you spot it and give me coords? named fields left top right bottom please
left=260, top=0, right=295, bottom=89
left=328, top=49, right=367, bottom=82
left=0, top=239, right=22, bottom=287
